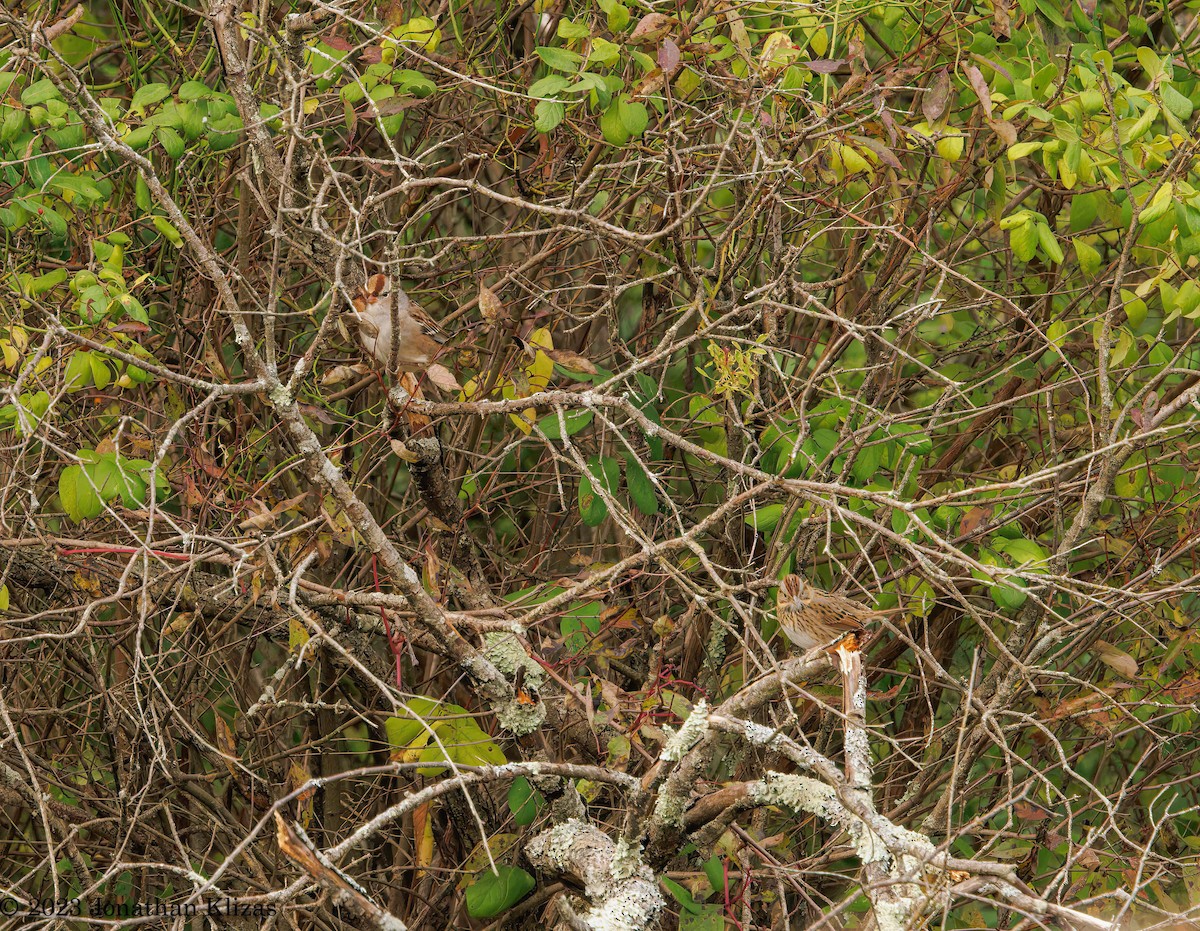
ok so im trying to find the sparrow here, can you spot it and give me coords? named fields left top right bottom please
left=775, top=574, right=897, bottom=651
left=349, top=273, right=447, bottom=373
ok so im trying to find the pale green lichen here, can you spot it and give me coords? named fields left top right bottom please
left=742, top=721, right=778, bottom=746
left=588, top=879, right=663, bottom=931
left=874, top=898, right=916, bottom=931
left=526, top=819, right=583, bottom=873
left=495, top=695, right=546, bottom=736
left=610, top=834, right=642, bottom=882
left=652, top=788, right=690, bottom=828
left=660, top=700, right=709, bottom=761
left=483, top=631, right=544, bottom=688
left=268, top=383, right=291, bottom=407
left=484, top=632, right=546, bottom=735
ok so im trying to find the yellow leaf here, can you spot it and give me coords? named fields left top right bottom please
left=0, top=583, right=9, bottom=611
left=288, top=617, right=310, bottom=656
left=526, top=327, right=554, bottom=392
left=413, top=801, right=435, bottom=876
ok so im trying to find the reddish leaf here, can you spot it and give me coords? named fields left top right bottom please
left=657, top=38, right=681, bottom=73
left=807, top=58, right=846, bottom=74
left=1013, top=800, right=1051, bottom=822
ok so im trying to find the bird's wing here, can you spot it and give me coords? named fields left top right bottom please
left=821, top=594, right=878, bottom=626
left=409, top=301, right=448, bottom=344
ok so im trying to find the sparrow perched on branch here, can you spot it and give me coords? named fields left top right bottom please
left=349, top=273, right=447, bottom=373
left=775, top=574, right=897, bottom=651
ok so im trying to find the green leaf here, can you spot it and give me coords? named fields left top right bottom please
left=578, top=469, right=608, bottom=526
left=1010, top=218, right=1037, bottom=262
left=618, top=96, right=648, bottom=136
left=536, top=46, right=584, bottom=72
left=597, top=0, right=631, bottom=32
left=395, top=70, right=437, bottom=97
left=560, top=600, right=601, bottom=653
left=579, top=456, right=618, bottom=526
left=996, top=536, right=1047, bottom=567
left=557, top=18, right=591, bottom=39
left=989, top=579, right=1027, bottom=611
left=123, top=125, right=155, bottom=149
left=507, top=777, right=543, bottom=826
left=538, top=408, right=593, bottom=439
left=384, top=697, right=448, bottom=749
left=65, top=351, right=95, bottom=390
left=1036, top=223, right=1064, bottom=264
left=90, top=355, right=112, bottom=390
left=533, top=99, right=565, bottom=133
left=1161, top=83, right=1193, bottom=121
left=1177, top=281, right=1200, bottom=318
left=49, top=174, right=104, bottom=203
left=529, top=75, right=570, bottom=97
left=1073, top=238, right=1101, bottom=276
left=465, top=866, right=535, bottom=919
left=702, top=855, right=726, bottom=895
left=1006, top=140, right=1042, bottom=161
left=178, top=102, right=205, bottom=139
left=38, top=205, right=68, bottom=240
left=156, top=126, right=185, bottom=159
left=152, top=216, right=184, bottom=248
left=681, top=905, right=726, bottom=931
left=177, top=80, right=213, bottom=101
left=21, top=78, right=60, bottom=106
left=0, top=583, right=9, bottom=612
left=851, top=442, right=883, bottom=484
left=623, top=453, right=659, bottom=515
left=129, top=82, right=171, bottom=113
left=588, top=37, right=622, bottom=67
left=1136, top=46, right=1163, bottom=81
left=744, top=503, right=783, bottom=532
left=1138, top=183, right=1174, bottom=224
left=600, top=100, right=630, bottom=145
left=661, top=876, right=703, bottom=914
left=60, top=464, right=103, bottom=523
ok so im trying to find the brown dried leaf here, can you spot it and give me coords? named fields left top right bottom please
left=478, top=282, right=506, bottom=323
left=851, top=135, right=901, bottom=169
left=239, top=500, right=276, bottom=531
left=959, top=504, right=993, bottom=536
left=425, top=361, right=462, bottom=391
left=632, top=67, right=666, bottom=99
left=320, top=363, right=372, bottom=386
left=215, top=716, right=239, bottom=777
left=1013, top=800, right=1051, bottom=822
left=544, top=347, right=599, bottom=374
left=922, top=68, right=952, bottom=124
left=807, top=58, right=846, bottom=74
left=964, top=63, right=993, bottom=118
left=1094, top=640, right=1139, bottom=678
left=629, top=12, right=675, bottom=46
left=422, top=540, right=440, bottom=593
left=389, top=439, right=421, bottom=462
left=413, top=801, right=434, bottom=875
left=988, top=118, right=1018, bottom=146
left=287, top=761, right=316, bottom=829
left=993, top=0, right=1012, bottom=38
